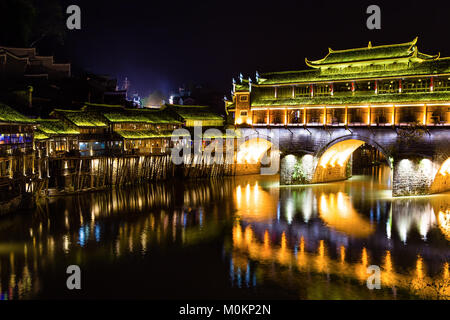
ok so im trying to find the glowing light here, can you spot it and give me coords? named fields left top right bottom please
left=236, top=138, right=272, bottom=164
left=340, top=245, right=345, bottom=263
left=319, top=139, right=365, bottom=168
left=438, top=158, right=450, bottom=176
left=416, top=255, right=424, bottom=279
left=318, top=192, right=374, bottom=237
left=438, top=210, right=450, bottom=240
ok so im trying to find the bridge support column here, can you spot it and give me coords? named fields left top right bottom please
left=392, top=158, right=436, bottom=196
left=280, top=154, right=316, bottom=185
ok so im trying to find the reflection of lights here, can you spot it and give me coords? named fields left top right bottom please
left=340, top=245, right=345, bottom=263
left=361, top=247, right=368, bottom=267
left=63, top=235, right=70, bottom=253
left=319, top=192, right=374, bottom=237
left=416, top=255, right=424, bottom=279
left=443, top=262, right=449, bottom=280
left=386, top=206, right=392, bottom=239
left=264, top=230, right=269, bottom=249
left=236, top=185, right=241, bottom=207
left=418, top=210, right=435, bottom=241
left=302, top=189, right=313, bottom=222
left=286, top=198, right=294, bottom=224
left=384, top=250, right=393, bottom=273
left=95, top=224, right=101, bottom=242
left=246, top=184, right=250, bottom=203
left=244, top=225, right=253, bottom=245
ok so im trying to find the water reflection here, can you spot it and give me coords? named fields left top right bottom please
left=229, top=166, right=450, bottom=299
left=0, top=165, right=448, bottom=299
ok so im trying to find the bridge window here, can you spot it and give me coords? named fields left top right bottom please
left=306, top=108, right=324, bottom=125
left=397, top=106, right=423, bottom=125
left=348, top=107, right=367, bottom=125
left=427, top=106, right=450, bottom=125
left=252, top=110, right=267, bottom=124
left=370, top=107, right=393, bottom=125
left=326, top=108, right=345, bottom=125
left=270, top=110, right=284, bottom=124
left=288, top=109, right=303, bottom=124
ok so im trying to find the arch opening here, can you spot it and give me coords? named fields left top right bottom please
left=313, top=138, right=391, bottom=184
left=236, top=138, right=273, bottom=164
left=430, top=157, right=450, bottom=194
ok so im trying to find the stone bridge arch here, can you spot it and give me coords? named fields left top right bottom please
left=280, top=134, right=392, bottom=186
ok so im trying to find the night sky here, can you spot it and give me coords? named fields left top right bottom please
left=42, top=0, right=450, bottom=98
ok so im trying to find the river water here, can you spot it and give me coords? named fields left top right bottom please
left=0, top=165, right=449, bottom=299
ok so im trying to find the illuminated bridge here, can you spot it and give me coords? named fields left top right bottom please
left=226, top=38, right=450, bottom=196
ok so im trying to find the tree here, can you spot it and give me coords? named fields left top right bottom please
left=0, top=0, right=65, bottom=47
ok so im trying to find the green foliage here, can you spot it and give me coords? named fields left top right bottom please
left=292, top=161, right=309, bottom=184
left=0, top=0, right=65, bottom=47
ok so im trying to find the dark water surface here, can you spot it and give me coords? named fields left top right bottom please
left=0, top=165, right=449, bottom=300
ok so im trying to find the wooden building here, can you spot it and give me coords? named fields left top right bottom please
left=227, top=38, right=450, bottom=127
left=50, top=103, right=186, bottom=156
left=34, top=119, right=80, bottom=157
left=0, top=103, right=36, bottom=201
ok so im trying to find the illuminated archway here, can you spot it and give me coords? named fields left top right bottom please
left=236, top=138, right=273, bottom=164
left=430, top=158, right=450, bottom=194
left=318, top=139, right=365, bottom=168
left=312, top=137, right=392, bottom=183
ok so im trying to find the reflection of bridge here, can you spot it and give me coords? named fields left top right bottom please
left=236, top=127, right=450, bottom=196
left=231, top=223, right=450, bottom=299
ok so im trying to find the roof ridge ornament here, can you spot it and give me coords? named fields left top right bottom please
left=368, top=41, right=372, bottom=48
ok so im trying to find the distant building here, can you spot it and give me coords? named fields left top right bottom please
left=0, top=46, right=70, bottom=81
